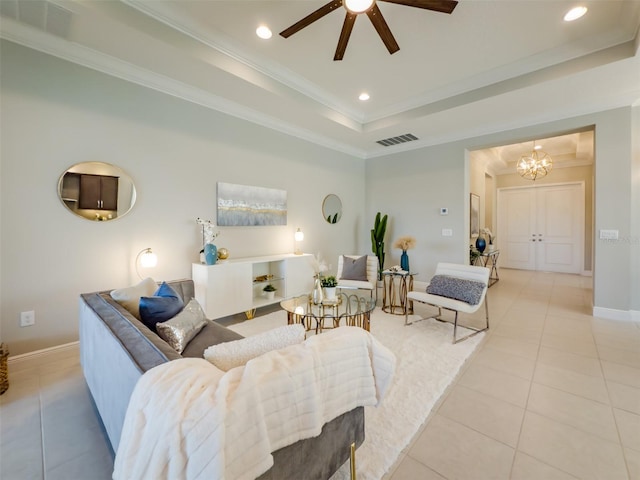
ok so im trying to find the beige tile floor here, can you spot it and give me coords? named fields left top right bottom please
left=387, top=269, right=640, bottom=480
left=1, top=269, right=639, bottom=479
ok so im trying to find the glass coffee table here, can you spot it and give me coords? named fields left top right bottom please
left=280, top=293, right=376, bottom=334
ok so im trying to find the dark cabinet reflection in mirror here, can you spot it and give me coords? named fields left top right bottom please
left=322, top=194, right=342, bottom=224
left=58, top=162, right=136, bottom=221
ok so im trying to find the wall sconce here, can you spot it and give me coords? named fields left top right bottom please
left=136, top=247, right=158, bottom=279
left=294, top=228, right=304, bottom=255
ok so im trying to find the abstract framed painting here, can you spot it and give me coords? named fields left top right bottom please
left=217, top=182, right=287, bottom=226
left=470, top=193, right=480, bottom=238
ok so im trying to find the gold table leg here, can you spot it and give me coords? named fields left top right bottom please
left=350, top=442, right=356, bottom=480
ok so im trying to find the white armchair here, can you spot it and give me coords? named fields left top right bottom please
left=336, top=255, right=378, bottom=300
left=406, top=263, right=490, bottom=344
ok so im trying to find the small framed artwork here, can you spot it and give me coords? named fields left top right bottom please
left=470, top=193, right=480, bottom=238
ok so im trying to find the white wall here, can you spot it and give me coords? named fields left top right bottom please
left=631, top=105, right=640, bottom=314
left=2, top=40, right=638, bottom=355
left=366, top=143, right=468, bottom=279
left=366, top=108, right=637, bottom=318
left=0, top=41, right=365, bottom=355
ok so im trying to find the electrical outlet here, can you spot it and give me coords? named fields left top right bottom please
left=20, top=310, right=35, bottom=327
left=442, top=228, right=453, bottom=237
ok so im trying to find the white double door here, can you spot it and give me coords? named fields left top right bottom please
left=497, top=183, right=584, bottom=273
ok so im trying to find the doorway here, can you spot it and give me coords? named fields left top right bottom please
left=468, top=128, right=594, bottom=275
left=497, top=183, right=585, bottom=273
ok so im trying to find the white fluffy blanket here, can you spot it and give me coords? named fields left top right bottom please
left=112, top=326, right=396, bottom=480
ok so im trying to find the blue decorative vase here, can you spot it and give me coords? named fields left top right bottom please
left=204, top=243, right=218, bottom=265
left=400, top=250, right=410, bottom=272
left=475, top=237, right=486, bottom=253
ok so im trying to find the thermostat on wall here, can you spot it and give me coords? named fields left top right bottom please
left=440, top=207, right=448, bottom=215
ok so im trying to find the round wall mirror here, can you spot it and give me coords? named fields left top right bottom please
left=58, top=162, right=136, bottom=221
left=322, top=194, right=342, bottom=224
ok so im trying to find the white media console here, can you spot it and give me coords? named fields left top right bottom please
left=192, top=253, right=315, bottom=319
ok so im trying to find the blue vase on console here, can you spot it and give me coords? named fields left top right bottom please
left=400, top=250, right=410, bottom=272
left=475, top=236, right=486, bottom=253
left=204, top=243, right=218, bottom=265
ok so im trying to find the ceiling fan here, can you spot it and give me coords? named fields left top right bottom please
left=280, top=0, right=458, bottom=61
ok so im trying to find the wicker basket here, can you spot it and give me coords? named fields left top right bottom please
left=0, top=343, right=8, bottom=395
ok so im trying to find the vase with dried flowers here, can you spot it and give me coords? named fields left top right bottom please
left=394, top=236, right=416, bottom=272
left=196, top=217, right=220, bottom=265
left=309, top=252, right=328, bottom=304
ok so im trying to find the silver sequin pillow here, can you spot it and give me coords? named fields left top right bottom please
left=156, top=298, right=208, bottom=353
left=426, top=275, right=485, bottom=305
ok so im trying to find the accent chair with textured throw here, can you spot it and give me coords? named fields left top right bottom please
left=406, top=262, right=490, bottom=344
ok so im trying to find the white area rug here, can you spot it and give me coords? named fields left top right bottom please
left=228, top=307, right=485, bottom=480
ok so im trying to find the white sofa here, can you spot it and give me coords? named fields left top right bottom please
left=79, top=279, right=373, bottom=479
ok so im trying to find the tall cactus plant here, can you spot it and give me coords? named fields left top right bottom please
left=371, top=212, right=388, bottom=281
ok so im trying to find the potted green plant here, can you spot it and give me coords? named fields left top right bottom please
left=321, top=275, right=338, bottom=301
left=263, top=283, right=277, bottom=300
left=371, top=212, right=388, bottom=281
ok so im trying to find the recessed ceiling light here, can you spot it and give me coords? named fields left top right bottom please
left=564, top=6, right=587, bottom=22
left=534, top=145, right=542, bottom=150
left=359, top=92, right=370, bottom=101
left=256, top=25, right=272, bottom=39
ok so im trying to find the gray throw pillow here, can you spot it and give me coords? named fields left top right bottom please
left=340, top=255, right=368, bottom=281
left=426, top=275, right=485, bottom=305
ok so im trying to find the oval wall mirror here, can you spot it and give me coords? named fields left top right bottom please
left=57, top=162, right=137, bottom=221
left=322, top=194, right=342, bottom=224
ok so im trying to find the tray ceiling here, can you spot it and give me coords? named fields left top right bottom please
left=1, top=0, right=639, bottom=158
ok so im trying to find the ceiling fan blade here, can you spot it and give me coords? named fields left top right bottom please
left=334, top=12, right=357, bottom=61
left=366, top=4, right=400, bottom=55
left=379, top=0, right=458, bottom=14
left=280, top=0, right=342, bottom=38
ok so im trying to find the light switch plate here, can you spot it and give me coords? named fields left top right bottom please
left=442, top=228, right=453, bottom=237
left=599, top=229, right=619, bottom=240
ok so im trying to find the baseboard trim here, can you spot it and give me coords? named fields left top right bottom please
left=7, top=341, right=79, bottom=365
left=592, top=307, right=640, bottom=322
left=581, top=270, right=593, bottom=277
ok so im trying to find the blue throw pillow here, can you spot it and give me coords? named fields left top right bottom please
left=139, top=282, right=184, bottom=331
left=426, top=275, right=485, bottom=305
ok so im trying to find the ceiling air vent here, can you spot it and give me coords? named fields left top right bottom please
left=376, top=133, right=419, bottom=147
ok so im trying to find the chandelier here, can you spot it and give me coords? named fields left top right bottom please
left=517, top=141, right=553, bottom=181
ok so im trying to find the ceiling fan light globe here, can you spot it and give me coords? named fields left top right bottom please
left=344, top=0, right=375, bottom=14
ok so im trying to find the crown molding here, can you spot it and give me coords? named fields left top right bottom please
left=2, top=9, right=638, bottom=161
left=363, top=91, right=639, bottom=160
left=0, top=18, right=366, bottom=158
left=123, top=0, right=366, bottom=123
